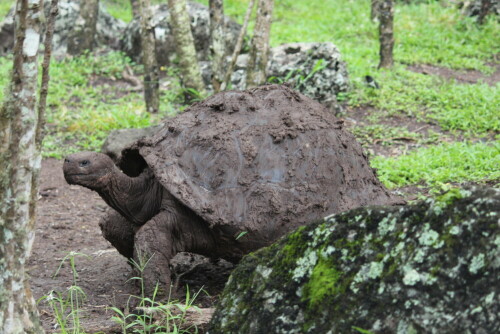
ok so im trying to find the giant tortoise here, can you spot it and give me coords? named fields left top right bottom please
left=63, top=85, right=404, bottom=294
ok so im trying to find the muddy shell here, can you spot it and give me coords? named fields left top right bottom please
left=120, top=85, right=403, bottom=244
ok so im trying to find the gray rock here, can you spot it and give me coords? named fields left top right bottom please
left=229, top=43, right=349, bottom=108
left=0, top=0, right=126, bottom=58
left=208, top=187, right=500, bottom=334
left=0, top=9, right=14, bottom=56
left=120, top=2, right=242, bottom=66
left=461, top=0, right=499, bottom=17
left=101, top=126, right=160, bottom=162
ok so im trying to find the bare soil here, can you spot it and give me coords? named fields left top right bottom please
left=29, top=158, right=134, bottom=332
left=407, top=63, right=500, bottom=86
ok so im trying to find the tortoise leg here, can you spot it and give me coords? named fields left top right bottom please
left=133, top=210, right=177, bottom=297
left=133, top=206, right=217, bottom=297
left=99, top=210, right=136, bottom=259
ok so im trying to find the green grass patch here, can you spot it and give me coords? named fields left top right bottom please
left=1, top=51, right=181, bottom=158
left=0, top=1, right=12, bottom=18
left=351, top=67, right=500, bottom=135
left=102, top=0, right=134, bottom=22
left=1, top=0, right=498, bottom=187
left=199, top=0, right=499, bottom=73
left=101, top=0, right=164, bottom=23
left=371, top=141, right=500, bottom=188
left=0, top=56, right=11, bottom=102
left=42, top=52, right=180, bottom=158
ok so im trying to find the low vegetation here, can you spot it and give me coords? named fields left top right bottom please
left=1, top=0, right=497, bottom=191
left=38, top=252, right=202, bottom=334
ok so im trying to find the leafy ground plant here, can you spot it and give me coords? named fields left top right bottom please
left=38, top=252, right=90, bottom=334
left=110, top=255, right=203, bottom=334
left=38, top=251, right=202, bottom=334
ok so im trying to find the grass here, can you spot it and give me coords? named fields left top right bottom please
left=350, top=67, right=500, bottom=135
left=0, top=1, right=11, bottom=18
left=38, top=252, right=203, bottom=334
left=38, top=252, right=90, bottom=334
left=0, top=51, right=182, bottom=158
left=0, top=0, right=497, bottom=184
left=110, top=256, right=203, bottom=334
left=371, top=141, right=500, bottom=189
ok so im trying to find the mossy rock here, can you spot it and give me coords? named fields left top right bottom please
left=208, top=187, right=500, bottom=333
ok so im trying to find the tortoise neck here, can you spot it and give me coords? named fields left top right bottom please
left=99, top=167, right=162, bottom=225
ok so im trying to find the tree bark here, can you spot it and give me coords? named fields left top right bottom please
left=67, top=0, right=99, bottom=55
left=220, top=0, right=255, bottom=91
left=378, top=0, right=394, bottom=69
left=0, top=0, right=52, bottom=332
left=246, top=0, right=274, bottom=88
left=209, top=0, right=225, bottom=92
left=477, top=0, right=493, bottom=24
left=371, top=0, right=380, bottom=20
left=139, top=0, right=159, bottom=113
left=168, top=0, right=206, bottom=95
left=130, top=0, right=140, bottom=20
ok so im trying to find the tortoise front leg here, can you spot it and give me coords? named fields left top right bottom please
left=133, top=210, right=179, bottom=297
left=133, top=205, right=218, bottom=297
left=99, top=210, right=136, bottom=259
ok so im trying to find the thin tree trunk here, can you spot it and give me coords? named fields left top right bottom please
left=478, top=0, right=493, bottom=24
left=371, top=0, right=380, bottom=20
left=209, top=0, right=225, bottom=92
left=378, top=0, right=394, bottom=69
left=220, top=0, right=255, bottom=91
left=168, top=0, right=206, bottom=95
left=246, top=0, right=274, bottom=88
left=0, top=0, right=48, bottom=332
left=33, top=0, right=58, bottom=216
left=130, top=0, right=140, bottom=20
left=139, top=0, right=159, bottom=113
left=37, top=0, right=58, bottom=151
left=67, top=0, right=99, bottom=55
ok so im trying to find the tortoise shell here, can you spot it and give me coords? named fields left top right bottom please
left=121, top=85, right=403, bottom=243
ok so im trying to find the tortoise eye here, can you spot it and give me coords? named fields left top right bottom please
left=79, top=160, right=90, bottom=167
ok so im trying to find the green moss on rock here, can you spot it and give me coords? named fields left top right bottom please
left=302, top=256, right=344, bottom=310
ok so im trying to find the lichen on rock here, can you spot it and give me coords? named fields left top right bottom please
left=208, top=187, right=500, bottom=333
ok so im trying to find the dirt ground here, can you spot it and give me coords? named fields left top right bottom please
left=29, top=158, right=139, bottom=332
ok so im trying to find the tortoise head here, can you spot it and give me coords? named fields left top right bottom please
left=63, top=152, right=116, bottom=191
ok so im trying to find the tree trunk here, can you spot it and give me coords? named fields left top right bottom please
left=168, top=0, right=206, bottom=95
left=378, top=0, right=394, bottom=69
left=67, top=0, right=99, bottom=55
left=371, top=0, right=380, bottom=20
left=246, top=0, right=274, bottom=88
left=209, top=0, right=225, bottom=92
left=139, top=0, right=159, bottom=113
left=220, top=0, right=256, bottom=91
left=130, top=0, right=140, bottom=20
left=477, top=0, right=493, bottom=24
left=0, top=0, right=55, bottom=331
